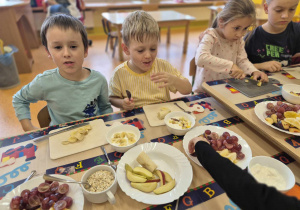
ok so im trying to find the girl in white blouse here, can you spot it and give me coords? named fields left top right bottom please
left=193, top=0, right=269, bottom=93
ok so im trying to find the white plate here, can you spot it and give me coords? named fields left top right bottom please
left=254, top=101, right=300, bottom=136
left=0, top=175, right=84, bottom=210
left=117, top=142, right=193, bottom=205
left=183, top=125, right=252, bottom=170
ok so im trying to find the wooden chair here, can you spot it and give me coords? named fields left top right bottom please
left=37, top=106, right=51, bottom=128
left=101, top=18, right=118, bottom=58
left=189, top=57, right=196, bottom=94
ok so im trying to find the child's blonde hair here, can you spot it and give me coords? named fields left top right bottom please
left=122, top=10, right=160, bottom=46
left=212, top=0, right=256, bottom=28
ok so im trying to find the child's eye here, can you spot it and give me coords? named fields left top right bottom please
left=151, top=48, right=156, bottom=51
left=234, top=27, right=240, bottom=30
left=289, top=8, right=296, bottom=12
left=137, top=50, right=144, bottom=53
left=54, top=46, right=62, bottom=50
left=275, top=9, right=282, bottom=13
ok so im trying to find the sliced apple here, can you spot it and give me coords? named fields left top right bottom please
left=136, top=151, right=157, bottom=172
left=155, top=170, right=166, bottom=186
left=133, top=167, right=153, bottom=179
left=126, top=170, right=147, bottom=183
left=153, top=179, right=176, bottom=195
left=131, top=182, right=157, bottom=193
left=125, top=163, right=133, bottom=172
left=163, top=171, right=173, bottom=183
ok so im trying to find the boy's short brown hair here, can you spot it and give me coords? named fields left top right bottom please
left=122, top=10, right=160, bottom=46
left=40, top=14, right=88, bottom=52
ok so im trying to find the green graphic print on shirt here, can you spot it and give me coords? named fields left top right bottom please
left=258, top=44, right=290, bottom=66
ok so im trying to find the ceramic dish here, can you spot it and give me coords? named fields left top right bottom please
left=117, top=142, right=193, bottom=205
left=254, top=101, right=300, bottom=136
left=182, top=125, right=252, bottom=169
left=0, top=174, right=84, bottom=210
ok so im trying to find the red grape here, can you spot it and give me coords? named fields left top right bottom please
left=42, top=197, right=50, bottom=210
left=28, top=195, right=40, bottom=207
left=50, top=181, right=59, bottom=192
left=265, top=111, right=272, bottom=116
left=10, top=196, right=21, bottom=209
left=237, top=152, right=245, bottom=160
left=63, top=196, right=73, bottom=208
left=58, top=184, right=69, bottom=195
left=216, top=139, right=222, bottom=148
left=204, top=129, right=211, bottom=136
left=222, top=132, right=230, bottom=138
left=277, top=107, right=285, bottom=113
left=21, top=189, right=30, bottom=198
left=50, top=193, right=59, bottom=202
left=231, top=136, right=238, bottom=143
left=266, top=103, right=274, bottom=109
left=54, top=200, right=67, bottom=210
left=22, top=191, right=29, bottom=204
left=211, top=132, right=219, bottom=140
left=223, top=140, right=233, bottom=149
left=38, top=183, right=50, bottom=193
left=49, top=200, right=55, bottom=208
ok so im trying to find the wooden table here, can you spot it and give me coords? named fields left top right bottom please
left=1, top=93, right=299, bottom=209
left=102, top=10, right=195, bottom=61
left=202, top=72, right=300, bottom=163
left=0, top=0, right=39, bottom=74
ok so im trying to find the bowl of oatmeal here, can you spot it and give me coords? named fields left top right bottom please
left=81, top=165, right=118, bottom=204
left=164, top=111, right=195, bottom=136
left=282, top=84, right=300, bottom=104
left=106, top=124, right=141, bottom=153
left=248, top=156, right=295, bottom=192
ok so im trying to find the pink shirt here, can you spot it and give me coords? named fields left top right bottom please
left=193, top=28, right=258, bottom=93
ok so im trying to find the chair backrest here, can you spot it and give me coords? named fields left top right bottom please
left=189, top=57, right=196, bottom=77
left=37, top=106, right=51, bottom=128
left=102, top=18, right=109, bottom=35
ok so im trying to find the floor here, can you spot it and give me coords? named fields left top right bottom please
left=0, top=27, right=205, bottom=139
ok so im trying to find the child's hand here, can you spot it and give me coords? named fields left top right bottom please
left=20, top=119, right=39, bottom=131
left=122, top=98, right=134, bottom=111
left=230, top=64, right=246, bottom=80
left=150, top=72, right=176, bottom=88
left=188, top=136, right=209, bottom=154
left=259, top=61, right=282, bottom=72
left=252, top=71, right=269, bottom=83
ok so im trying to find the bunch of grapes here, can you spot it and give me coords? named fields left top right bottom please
left=204, top=130, right=245, bottom=160
left=265, top=101, right=300, bottom=120
left=10, top=181, right=73, bottom=210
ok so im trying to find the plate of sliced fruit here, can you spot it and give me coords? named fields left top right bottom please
left=183, top=125, right=252, bottom=170
left=0, top=174, right=84, bottom=210
left=117, top=142, right=193, bottom=205
left=254, top=101, right=300, bottom=136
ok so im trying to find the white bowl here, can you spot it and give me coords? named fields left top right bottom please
left=248, top=156, right=295, bottom=192
left=282, top=84, right=300, bottom=104
left=81, top=165, right=118, bottom=204
left=106, top=124, right=141, bottom=153
left=164, top=111, right=195, bottom=136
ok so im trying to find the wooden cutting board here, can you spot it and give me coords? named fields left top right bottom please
left=143, top=101, right=192, bottom=127
left=49, top=119, right=107, bottom=160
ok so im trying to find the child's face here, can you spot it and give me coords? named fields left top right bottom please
left=218, top=17, right=253, bottom=42
left=123, top=36, right=158, bottom=74
left=264, top=0, right=299, bottom=31
left=46, top=26, right=88, bottom=78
